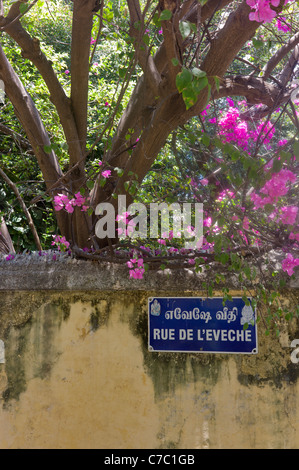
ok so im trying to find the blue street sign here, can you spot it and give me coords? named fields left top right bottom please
left=148, top=297, right=258, bottom=354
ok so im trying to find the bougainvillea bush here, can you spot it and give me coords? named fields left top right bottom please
left=0, top=0, right=298, bottom=332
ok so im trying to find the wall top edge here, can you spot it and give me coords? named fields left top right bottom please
left=0, top=254, right=298, bottom=291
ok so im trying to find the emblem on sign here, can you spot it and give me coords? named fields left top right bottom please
left=150, top=299, right=161, bottom=316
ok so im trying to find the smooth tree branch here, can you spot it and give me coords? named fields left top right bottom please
left=70, top=0, right=97, bottom=155
left=262, top=31, right=299, bottom=80
left=0, top=216, right=15, bottom=254
left=127, top=0, right=162, bottom=95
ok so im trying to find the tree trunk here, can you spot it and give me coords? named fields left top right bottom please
left=0, top=217, right=15, bottom=254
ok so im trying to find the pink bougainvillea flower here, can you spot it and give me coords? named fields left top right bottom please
left=54, top=193, right=69, bottom=211
left=289, top=232, right=299, bottom=242
left=128, top=257, right=145, bottom=279
left=54, top=192, right=88, bottom=214
left=64, top=69, right=70, bottom=74
left=253, top=121, right=275, bottom=145
left=279, top=206, right=298, bottom=225
left=276, top=17, right=291, bottom=32
left=203, top=217, right=212, bottom=227
left=129, top=268, right=145, bottom=279
left=161, top=230, right=175, bottom=240
left=217, top=189, right=235, bottom=202
left=247, top=0, right=278, bottom=23
left=73, top=192, right=86, bottom=207
left=5, top=254, right=15, bottom=261
left=200, top=104, right=211, bottom=120
left=101, top=170, right=111, bottom=178
left=282, top=253, right=299, bottom=276
left=261, top=169, right=296, bottom=198
left=243, top=216, right=250, bottom=230
left=116, top=211, right=130, bottom=223
left=252, top=169, right=297, bottom=208
left=51, top=235, right=70, bottom=251
left=199, top=178, right=209, bottom=186
left=278, top=139, right=288, bottom=146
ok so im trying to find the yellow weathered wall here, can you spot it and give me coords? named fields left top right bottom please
left=0, top=289, right=298, bottom=449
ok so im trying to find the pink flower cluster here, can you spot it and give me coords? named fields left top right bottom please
left=290, top=232, right=299, bottom=242
left=276, top=17, right=291, bottom=32
left=98, top=161, right=112, bottom=178
left=253, top=121, right=275, bottom=146
left=251, top=169, right=297, bottom=209
left=247, top=0, right=279, bottom=23
left=279, top=206, right=298, bottom=225
left=51, top=235, right=70, bottom=251
left=217, top=103, right=275, bottom=151
left=54, top=192, right=89, bottom=214
left=116, top=211, right=136, bottom=237
left=217, top=189, right=235, bottom=202
left=282, top=253, right=299, bottom=276
left=127, top=257, right=145, bottom=279
left=218, top=107, right=249, bottom=151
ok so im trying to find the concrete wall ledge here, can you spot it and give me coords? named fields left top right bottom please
left=0, top=252, right=298, bottom=291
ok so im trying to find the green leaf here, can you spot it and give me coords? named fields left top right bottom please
left=293, top=140, right=299, bottom=161
left=118, top=67, right=127, bottom=78
left=201, top=133, right=210, bottom=147
left=252, top=38, right=264, bottom=48
left=171, top=57, right=179, bottom=67
left=19, top=3, right=29, bottom=14
left=182, top=87, right=197, bottom=110
left=192, top=75, right=208, bottom=94
left=160, top=9, right=172, bottom=21
left=190, top=22, right=197, bottom=34
left=153, top=12, right=161, bottom=27
left=272, top=158, right=282, bottom=173
left=192, top=67, right=206, bottom=79
left=142, top=34, right=150, bottom=46
left=219, top=253, right=229, bottom=265
left=86, top=180, right=94, bottom=190
left=213, top=76, right=220, bottom=92
left=115, top=167, right=124, bottom=177
left=179, top=21, right=191, bottom=39
left=176, top=68, right=193, bottom=93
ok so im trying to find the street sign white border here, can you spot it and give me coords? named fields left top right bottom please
left=148, top=296, right=258, bottom=355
